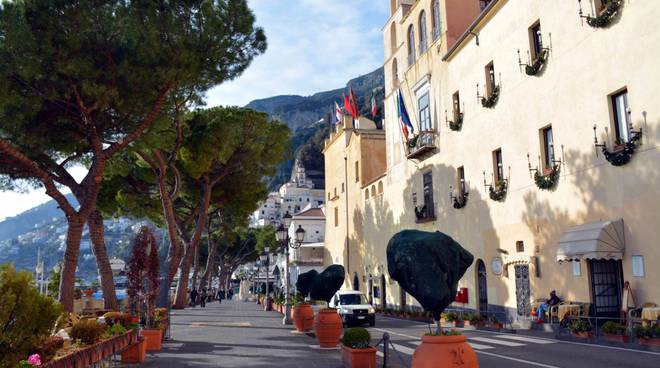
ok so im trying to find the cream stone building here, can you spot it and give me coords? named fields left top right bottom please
left=325, top=0, right=660, bottom=321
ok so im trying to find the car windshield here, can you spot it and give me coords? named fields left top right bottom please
left=339, top=294, right=369, bottom=305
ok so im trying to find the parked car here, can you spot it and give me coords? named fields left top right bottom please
left=329, top=290, right=376, bottom=327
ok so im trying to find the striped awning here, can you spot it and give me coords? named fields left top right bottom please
left=556, top=219, right=625, bottom=262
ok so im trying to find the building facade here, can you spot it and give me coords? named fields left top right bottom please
left=288, top=207, right=326, bottom=289
left=327, top=0, right=659, bottom=320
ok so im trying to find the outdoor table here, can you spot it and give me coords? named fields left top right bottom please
left=641, top=307, right=660, bottom=321
left=558, top=304, right=581, bottom=320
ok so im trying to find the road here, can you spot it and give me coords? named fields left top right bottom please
left=366, top=315, right=660, bottom=368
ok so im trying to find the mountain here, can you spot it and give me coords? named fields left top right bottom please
left=0, top=193, right=78, bottom=241
left=247, top=67, right=385, bottom=189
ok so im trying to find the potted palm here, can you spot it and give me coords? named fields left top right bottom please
left=602, top=321, right=629, bottom=343
left=568, top=319, right=594, bottom=339
left=387, top=230, right=477, bottom=368
left=310, top=265, right=345, bottom=348
left=341, top=327, right=377, bottom=368
left=292, top=270, right=318, bottom=332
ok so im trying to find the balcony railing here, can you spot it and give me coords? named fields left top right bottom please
left=414, top=201, right=436, bottom=223
left=406, top=130, right=437, bottom=160
left=292, top=256, right=324, bottom=266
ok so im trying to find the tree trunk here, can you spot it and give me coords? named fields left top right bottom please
left=58, top=219, right=86, bottom=312
left=198, top=238, right=216, bottom=291
left=191, top=244, right=200, bottom=291
left=88, top=210, right=118, bottom=310
left=156, top=169, right=183, bottom=307
left=173, top=178, right=213, bottom=309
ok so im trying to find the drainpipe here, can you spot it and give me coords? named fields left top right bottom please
left=344, top=156, right=350, bottom=276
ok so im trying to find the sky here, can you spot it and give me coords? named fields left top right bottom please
left=0, top=0, right=389, bottom=222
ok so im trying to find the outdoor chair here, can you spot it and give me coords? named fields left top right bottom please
left=549, top=300, right=571, bottom=324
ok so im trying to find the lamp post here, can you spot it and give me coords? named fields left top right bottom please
left=276, top=212, right=306, bottom=325
left=260, top=247, right=270, bottom=311
left=255, top=260, right=261, bottom=304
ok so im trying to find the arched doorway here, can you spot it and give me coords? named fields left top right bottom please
left=476, top=260, right=488, bottom=314
left=381, top=275, right=387, bottom=309
left=353, top=272, right=360, bottom=291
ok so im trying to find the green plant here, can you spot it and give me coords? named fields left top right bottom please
left=425, top=329, right=460, bottom=336
left=489, top=180, right=507, bottom=201
left=462, top=313, right=473, bottom=321
left=444, top=312, right=459, bottom=322
left=585, top=0, right=622, bottom=28
left=0, top=264, right=63, bottom=367
left=70, top=319, right=106, bottom=345
left=448, top=113, right=463, bottom=131
left=470, top=314, right=485, bottom=324
left=525, top=49, right=548, bottom=76
left=481, top=85, right=500, bottom=108
left=103, top=312, right=133, bottom=328
left=490, top=315, right=500, bottom=324
left=534, top=165, right=560, bottom=190
left=602, top=321, right=626, bottom=335
left=633, top=324, right=660, bottom=339
left=407, top=135, right=419, bottom=150
left=568, top=319, right=593, bottom=334
left=342, top=327, right=371, bottom=349
left=108, top=323, right=127, bottom=336
left=34, top=336, right=64, bottom=363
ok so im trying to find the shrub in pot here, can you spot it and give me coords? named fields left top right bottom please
left=341, top=327, right=377, bottom=368
left=634, top=323, right=660, bottom=346
left=602, top=321, right=629, bottom=343
left=292, top=270, right=318, bottom=332
left=387, top=230, right=476, bottom=368
left=310, top=265, right=345, bottom=348
left=489, top=315, right=503, bottom=329
left=469, top=314, right=485, bottom=328
left=568, top=319, right=594, bottom=339
left=71, top=319, right=106, bottom=345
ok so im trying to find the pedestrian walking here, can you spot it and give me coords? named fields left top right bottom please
left=200, top=288, right=208, bottom=308
left=217, top=288, right=223, bottom=304
left=228, top=288, right=234, bottom=300
left=190, top=288, right=198, bottom=307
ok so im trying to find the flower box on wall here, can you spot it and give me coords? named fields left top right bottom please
left=42, top=330, right=138, bottom=368
left=638, top=337, right=660, bottom=347
left=603, top=333, right=629, bottom=343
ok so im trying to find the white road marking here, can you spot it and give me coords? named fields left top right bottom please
left=475, top=350, right=561, bottom=368
left=495, top=334, right=557, bottom=344
left=468, top=342, right=495, bottom=350
left=390, top=343, right=417, bottom=355
left=469, top=336, right=526, bottom=347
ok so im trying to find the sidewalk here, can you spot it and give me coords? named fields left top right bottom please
left=128, top=300, right=343, bottom=368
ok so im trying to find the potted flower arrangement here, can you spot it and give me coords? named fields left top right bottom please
left=19, top=354, right=42, bottom=368
left=444, top=312, right=463, bottom=328
left=633, top=323, right=660, bottom=347
left=127, top=226, right=162, bottom=351
left=292, top=270, right=318, bottom=332
left=568, top=319, right=594, bottom=339
left=489, top=315, right=503, bottom=329
left=341, top=327, right=377, bottom=368
left=310, top=265, right=346, bottom=348
left=602, top=321, right=629, bottom=343
left=468, top=314, right=485, bottom=328
left=387, top=230, right=477, bottom=368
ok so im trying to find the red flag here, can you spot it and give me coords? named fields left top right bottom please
left=342, top=93, right=354, bottom=118
left=349, top=86, right=360, bottom=118
left=370, top=93, right=377, bottom=118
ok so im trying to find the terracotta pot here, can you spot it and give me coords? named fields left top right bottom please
left=490, top=322, right=503, bottom=329
left=341, top=345, right=377, bottom=368
left=121, top=338, right=146, bottom=363
left=313, top=308, right=343, bottom=348
left=142, top=328, right=163, bottom=351
left=603, top=333, right=629, bottom=343
left=638, top=337, right=660, bottom=347
left=571, top=331, right=594, bottom=339
left=451, top=320, right=464, bottom=328
left=412, top=334, right=478, bottom=368
left=293, top=304, right=315, bottom=332
left=83, top=289, right=95, bottom=296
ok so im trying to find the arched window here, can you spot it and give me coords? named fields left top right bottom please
left=432, top=0, right=442, bottom=41
left=407, top=25, right=415, bottom=66
left=378, top=181, right=384, bottom=194
left=371, top=185, right=376, bottom=197
left=391, top=58, right=399, bottom=88
left=365, top=188, right=370, bottom=200
left=419, top=11, right=428, bottom=53
left=390, top=23, right=397, bottom=52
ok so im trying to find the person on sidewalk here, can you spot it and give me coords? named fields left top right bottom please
left=217, top=288, right=223, bottom=304
left=228, top=288, right=234, bottom=300
left=200, top=288, right=208, bottom=308
left=190, top=288, right=198, bottom=308
left=536, top=290, right=561, bottom=324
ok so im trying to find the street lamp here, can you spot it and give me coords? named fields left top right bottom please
left=260, top=247, right=271, bottom=311
left=277, top=212, right=306, bottom=325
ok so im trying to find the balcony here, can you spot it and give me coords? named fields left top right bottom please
left=414, top=202, right=436, bottom=223
left=292, top=255, right=324, bottom=266
left=406, top=130, right=437, bottom=160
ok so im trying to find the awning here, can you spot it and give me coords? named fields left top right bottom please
left=556, top=219, right=625, bottom=262
left=299, top=242, right=324, bottom=248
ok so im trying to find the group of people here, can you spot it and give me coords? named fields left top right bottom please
left=188, top=287, right=234, bottom=308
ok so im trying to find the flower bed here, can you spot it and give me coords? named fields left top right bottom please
left=41, top=329, right=138, bottom=368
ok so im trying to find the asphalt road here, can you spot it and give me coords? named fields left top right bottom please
left=366, top=315, right=660, bottom=368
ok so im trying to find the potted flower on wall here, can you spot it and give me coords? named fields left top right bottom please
left=387, top=230, right=477, bottom=368
left=489, top=315, right=503, bottom=329
left=310, top=265, right=346, bottom=348
left=634, top=323, right=660, bottom=347
left=341, top=327, right=377, bottom=368
left=568, top=319, right=594, bottom=339
left=292, top=270, right=318, bottom=332
left=602, top=321, right=629, bottom=343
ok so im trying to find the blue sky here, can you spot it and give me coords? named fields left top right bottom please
left=0, top=0, right=389, bottom=221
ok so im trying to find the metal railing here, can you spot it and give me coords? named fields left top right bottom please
left=414, top=202, right=436, bottom=223
left=556, top=314, right=658, bottom=345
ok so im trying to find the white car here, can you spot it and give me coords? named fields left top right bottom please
left=329, top=290, right=376, bottom=327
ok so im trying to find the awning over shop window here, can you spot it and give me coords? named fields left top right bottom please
left=556, top=219, right=625, bottom=262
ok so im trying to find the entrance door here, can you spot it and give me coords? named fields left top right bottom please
left=514, top=265, right=531, bottom=316
left=589, top=260, right=623, bottom=317
left=477, top=260, right=488, bottom=313
left=381, top=275, right=387, bottom=309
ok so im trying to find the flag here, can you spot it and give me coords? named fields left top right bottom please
left=370, top=93, right=378, bottom=118
left=397, top=89, right=414, bottom=140
left=342, top=92, right=355, bottom=119
left=349, top=86, right=360, bottom=118
left=334, top=102, right=343, bottom=124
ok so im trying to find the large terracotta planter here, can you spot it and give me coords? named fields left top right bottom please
left=341, top=345, right=377, bottom=368
left=121, top=337, right=146, bottom=363
left=571, top=331, right=594, bottom=339
left=293, top=304, right=315, bottom=332
left=412, top=334, right=478, bottom=368
left=603, top=333, right=629, bottom=343
left=313, top=308, right=343, bottom=348
left=142, top=328, right=163, bottom=351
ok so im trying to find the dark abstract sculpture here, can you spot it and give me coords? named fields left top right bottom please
left=387, top=230, right=474, bottom=322
left=295, top=269, right=318, bottom=299
left=309, top=265, right=345, bottom=304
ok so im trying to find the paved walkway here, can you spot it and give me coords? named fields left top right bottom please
left=129, top=300, right=343, bottom=368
